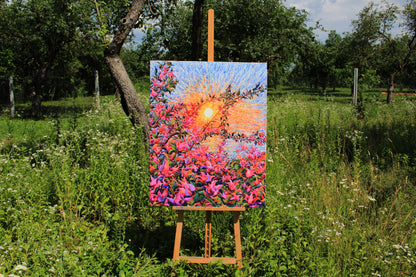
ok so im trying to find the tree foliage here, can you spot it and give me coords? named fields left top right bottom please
left=347, top=0, right=416, bottom=103
left=139, top=0, right=314, bottom=87
left=1, top=0, right=416, bottom=112
left=288, top=0, right=416, bottom=96
left=0, top=0, right=112, bottom=111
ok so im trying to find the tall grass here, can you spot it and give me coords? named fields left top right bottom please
left=263, top=95, right=416, bottom=276
left=0, top=91, right=415, bottom=276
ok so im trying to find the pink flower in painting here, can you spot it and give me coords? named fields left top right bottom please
left=227, top=179, right=239, bottom=191
left=245, top=168, right=255, bottom=178
left=205, top=180, right=222, bottom=197
left=179, top=178, right=195, bottom=197
left=177, top=141, right=189, bottom=152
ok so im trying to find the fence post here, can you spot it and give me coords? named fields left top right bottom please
left=353, top=68, right=358, bottom=106
left=95, top=70, right=100, bottom=111
left=9, top=75, right=15, bottom=118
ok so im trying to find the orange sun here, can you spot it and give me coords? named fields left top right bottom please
left=195, top=100, right=222, bottom=127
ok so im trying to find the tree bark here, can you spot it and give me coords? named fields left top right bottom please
left=191, top=0, right=204, bottom=60
left=104, top=0, right=149, bottom=143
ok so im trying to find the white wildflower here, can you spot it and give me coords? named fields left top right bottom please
left=14, top=264, right=27, bottom=271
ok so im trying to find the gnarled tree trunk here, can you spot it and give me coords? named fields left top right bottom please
left=104, top=0, right=149, bottom=143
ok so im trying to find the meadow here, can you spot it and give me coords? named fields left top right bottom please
left=0, top=86, right=415, bottom=276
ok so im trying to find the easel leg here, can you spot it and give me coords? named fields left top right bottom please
left=233, top=211, right=243, bottom=269
left=173, top=210, right=184, bottom=262
left=205, top=211, right=212, bottom=258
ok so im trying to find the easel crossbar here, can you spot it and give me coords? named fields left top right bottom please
left=175, top=256, right=237, bottom=265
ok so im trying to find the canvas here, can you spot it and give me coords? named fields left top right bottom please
left=150, top=61, right=267, bottom=207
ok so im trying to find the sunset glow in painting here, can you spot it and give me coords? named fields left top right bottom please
left=150, top=61, right=267, bottom=207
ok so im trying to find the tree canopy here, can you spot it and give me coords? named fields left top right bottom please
left=1, top=0, right=416, bottom=110
left=139, top=0, right=314, bottom=87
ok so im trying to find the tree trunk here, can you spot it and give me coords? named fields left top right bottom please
left=104, top=0, right=149, bottom=143
left=30, top=39, right=65, bottom=117
left=105, top=54, right=149, bottom=139
left=191, top=0, right=204, bottom=60
left=31, top=66, right=47, bottom=117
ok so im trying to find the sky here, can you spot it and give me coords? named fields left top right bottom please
left=287, top=0, right=408, bottom=41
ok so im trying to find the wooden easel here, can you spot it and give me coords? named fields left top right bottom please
left=172, top=206, right=245, bottom=269
left=172, top=9, right=244, bottom=270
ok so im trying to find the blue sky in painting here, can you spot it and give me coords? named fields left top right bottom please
left=151, top=61, right=266, bottom=95
left=170, top=61, right=266, bottom=105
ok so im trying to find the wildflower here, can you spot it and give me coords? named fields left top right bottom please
left=15, top=264, right=27, bottom=271
left=392, top=244, right=401, bottom=250
left=367, top=195, right=376, bottom=202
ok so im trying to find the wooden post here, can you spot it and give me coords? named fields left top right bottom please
left=233, top=211, right=243, bottom=268
left=173, top=210, right=184, bottom=262
left=95, top=70, right=100, bottom=111
left=205, top=211, right=212, bottom=258
left=9, top=76, right=15, bottom=118
left=353, top=68, right=358, bottom=106
left=208, top=9, right=214, bottom=62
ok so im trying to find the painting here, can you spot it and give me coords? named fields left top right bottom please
left=150, top=61, right=267, bottom=207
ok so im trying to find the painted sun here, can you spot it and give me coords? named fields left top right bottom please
left=204, top=107, right=214, bottom=119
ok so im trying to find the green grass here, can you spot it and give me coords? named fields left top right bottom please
left=0, top=88, right=415, bottom=276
